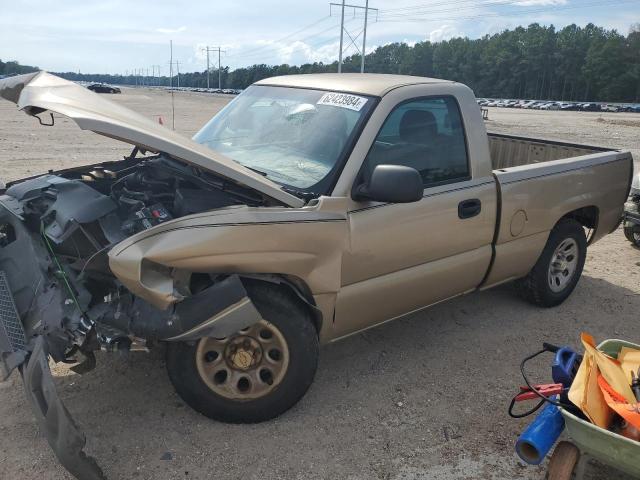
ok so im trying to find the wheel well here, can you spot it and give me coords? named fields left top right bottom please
left=559, top=206, right=598, bottom=241
left=239, top=274, right=322, bottom=334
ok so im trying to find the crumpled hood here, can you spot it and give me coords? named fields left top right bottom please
left=0, top=71, right=304, bottom=208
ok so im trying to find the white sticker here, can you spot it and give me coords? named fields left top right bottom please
left=317, top=92, right=368, bottom=111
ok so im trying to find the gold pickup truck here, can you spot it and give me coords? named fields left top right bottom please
left=0, top=72, right=633, bottom=479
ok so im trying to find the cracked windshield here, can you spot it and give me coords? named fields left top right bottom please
left=193, top=85, right=374, bottom=190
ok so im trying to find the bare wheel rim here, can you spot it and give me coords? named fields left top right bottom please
left=195, top=319, right=290, bottom=401
left=548, top=238, right=579, bottom=293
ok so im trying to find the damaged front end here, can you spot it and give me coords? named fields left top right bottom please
left=0, top=71, right=317, bottom=480
left=0, top=156, right=265, bottom=478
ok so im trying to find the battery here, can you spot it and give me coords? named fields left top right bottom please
left=122, top=202, right=172, bottom=234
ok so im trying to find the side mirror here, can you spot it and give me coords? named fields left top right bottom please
left=354, top=165, right=423, bottom=204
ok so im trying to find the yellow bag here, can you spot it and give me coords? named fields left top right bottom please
left=568, top=333, right=639, bottom=428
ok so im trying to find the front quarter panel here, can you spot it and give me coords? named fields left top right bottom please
left=108, top=204, right=347, bottom=317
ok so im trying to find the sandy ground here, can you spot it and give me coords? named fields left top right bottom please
left=0, top=88, right=639, bottom=480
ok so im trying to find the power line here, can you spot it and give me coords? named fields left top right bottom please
left=377, top=0, right=637, bottom=22
left=228, top=21, right=348, bottom=61
left=224, top=17, right=361, bottom=70
left=379, top=0, right=525, bottom=13
left=227, top=16, right=332, bottom=59
left=378, top=0, right=549, bottom=18
left=251, top=33, right=342, bottom=64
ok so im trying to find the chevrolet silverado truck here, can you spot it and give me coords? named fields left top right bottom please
left=0, top=72, right=633, bottom=479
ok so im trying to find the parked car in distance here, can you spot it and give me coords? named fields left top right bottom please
left=473, top=98, right=636, bottom=113
left=580, top=102, right=601, bottom=111
left=86, top=83, right=121, bottom=94
left=519, top=100, right=536, bottom=109
left=0, top=72, right=634, bottom=479
left=601, top=104, right=621, bottom=113
left=525, top=101, right=545, bottom=109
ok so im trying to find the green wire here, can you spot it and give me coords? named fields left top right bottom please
left=40, top=221, right=84, bottom=315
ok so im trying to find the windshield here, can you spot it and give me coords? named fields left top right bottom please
left=193, top=85, right=375, bottom=191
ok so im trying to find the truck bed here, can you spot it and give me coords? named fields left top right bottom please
left=482, top=132, right=633, bottom=288
left=488, top=132, right=613, bottom=169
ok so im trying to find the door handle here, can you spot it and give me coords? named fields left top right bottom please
left=458, top=199, right=481, bottom=219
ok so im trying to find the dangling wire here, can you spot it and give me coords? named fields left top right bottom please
left=508, top=344, right=577, bottom=419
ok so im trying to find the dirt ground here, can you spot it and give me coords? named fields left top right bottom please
left=0, top=88, right=639, bottom=480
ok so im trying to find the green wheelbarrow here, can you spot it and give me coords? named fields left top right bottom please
left=547, top=339, right=640, bottom=480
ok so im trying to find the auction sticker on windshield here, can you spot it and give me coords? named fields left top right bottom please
left=317, top=92, right=368, bottom=111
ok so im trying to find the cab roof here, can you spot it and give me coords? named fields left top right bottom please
left=255, top=73, right=453, bottom=97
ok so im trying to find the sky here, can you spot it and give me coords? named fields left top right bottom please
left=1, top=0, right=638, bottom=74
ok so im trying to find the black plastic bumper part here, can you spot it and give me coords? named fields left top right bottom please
left=22, top=337, right=106, bottom=480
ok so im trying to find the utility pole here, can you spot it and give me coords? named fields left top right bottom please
left=169, top=40, right=174, bottom=90
left=338, top=0, right=345, bottom=73
left=202, top=46, right=212, bottom=89
left=201, top=46, right=225, bottom=89
left=330, top=2, right=378, bottom=73
left=361, top=0, right=369, bottom=73
left=169, top=40, right=175, bottom=130
left=151, top=65, right=161, bottom=86
left=218, top=47, right=222, bottom=89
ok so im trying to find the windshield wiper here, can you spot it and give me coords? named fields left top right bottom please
left=245, top=166, right=268, bottom=177
left=282, top=186, right=319, bottom=202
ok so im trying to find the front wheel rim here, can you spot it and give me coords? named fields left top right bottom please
left=195, top=319, right=290, bottom=400
left=548, top=238, right=579, bottom=293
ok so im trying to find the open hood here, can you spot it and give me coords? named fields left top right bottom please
left=0, top=72, right=304, bottom=208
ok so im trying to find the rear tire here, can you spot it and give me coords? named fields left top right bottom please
left=166, top=281, right=319, bottom=423
left=515, top=219, right=587, bottom=308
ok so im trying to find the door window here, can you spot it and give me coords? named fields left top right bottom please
left=362, top=97, right=469, bottom=187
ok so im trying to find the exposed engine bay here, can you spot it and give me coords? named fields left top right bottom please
left=0, top=153, right=285, bottom=480
left=0, top=154, right=267, bottom=373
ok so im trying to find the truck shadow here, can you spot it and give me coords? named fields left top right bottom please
left=45, top=274, right=639, bottom=479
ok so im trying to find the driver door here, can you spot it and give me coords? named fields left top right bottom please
left=333, top=96, right=497, bottom=338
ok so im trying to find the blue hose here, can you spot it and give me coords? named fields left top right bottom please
left=515, top=400, right=565, bottom=465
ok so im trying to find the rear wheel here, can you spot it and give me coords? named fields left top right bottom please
left=515, top=219, right=587, bottom=307
left=166, top=282, right=319, bottom=423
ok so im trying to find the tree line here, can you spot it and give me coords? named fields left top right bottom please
left=4, top=23, right=640, bottom=102
left=0, top=59, right=39, bottom=76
